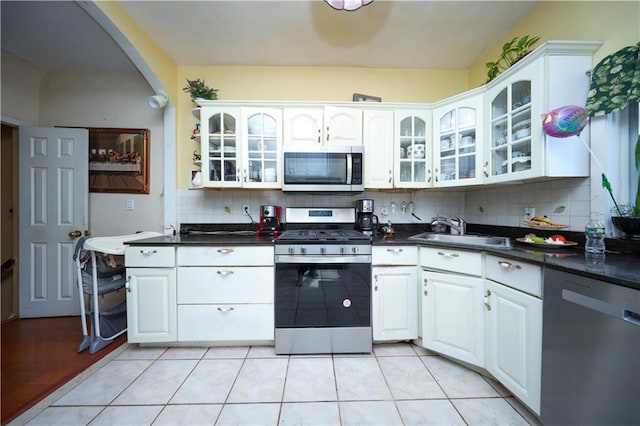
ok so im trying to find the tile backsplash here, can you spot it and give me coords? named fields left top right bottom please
left=177, top=177, right=590, bottom=232
left=464, top=178, right=591, bottom=231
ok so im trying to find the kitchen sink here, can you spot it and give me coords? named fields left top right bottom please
left=408, top=232, right=513, bottom=250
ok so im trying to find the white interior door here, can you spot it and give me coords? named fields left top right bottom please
left=19, top=127, right=88, bottom=318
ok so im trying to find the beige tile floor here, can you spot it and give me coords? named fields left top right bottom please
left=13, top=343, right=541, bottom=425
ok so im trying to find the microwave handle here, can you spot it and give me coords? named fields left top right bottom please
left=346, top=153, right=353, bottom=184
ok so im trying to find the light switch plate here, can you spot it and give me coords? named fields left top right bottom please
left=126, top=199, right=134, bottom=211
left=523, top=207, right=535, bottom=223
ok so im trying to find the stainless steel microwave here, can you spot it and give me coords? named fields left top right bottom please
left=282, top=145, right=364, bottom=192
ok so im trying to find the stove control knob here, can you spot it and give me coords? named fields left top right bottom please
left=340, top=247, right=346, bottom=254
left=301, top=247, right=307, bottom=254
left=288, top=247, right=295, bottom=255
left=352, top=247, right=358, bottom=254
left=320, top=247, right=326, bottom=255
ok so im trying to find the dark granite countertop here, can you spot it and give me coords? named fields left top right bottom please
left=124, top=223, right=640, bottom=291
left=374, top=225, right=640, bottom=291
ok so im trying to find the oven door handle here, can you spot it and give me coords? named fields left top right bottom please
left=276, top=255, right=371, bottom=264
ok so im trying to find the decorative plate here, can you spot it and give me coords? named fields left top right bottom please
left=516, top=237, right=578, bottom=248
left=524, top=222, right=569, bottom=230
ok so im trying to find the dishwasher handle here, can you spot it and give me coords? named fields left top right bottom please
left=624, top=310, right=640, bottom=326
left=563, top=289, right=640, bottom=327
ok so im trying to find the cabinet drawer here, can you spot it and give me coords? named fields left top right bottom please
left=485, top=254, right=542, bottom=297
left=177, top=266, right=274, bottom=304
left=372, top=246, right=417, bottom=265
left=125, top=246, right=175, bottom=267
left=178, top=304, right=274, bottom=342
left=419, top=246, right=482, bottom=276
left=177, top=246, right=274, bottom=266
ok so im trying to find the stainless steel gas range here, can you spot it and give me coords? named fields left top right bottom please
left=274, top=207, right=372, bottom=355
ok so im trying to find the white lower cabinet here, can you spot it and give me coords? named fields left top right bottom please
left=372, top=266, right=418, bottom=341
left=485, top=254, right=542, bottom=415
left=125, top=246, right=177, bottom=343
left=176, top=246, right=274, bottom=343
left=371, top=246, right=418, bottom=341
left=421, top=269, right=485, bottom=367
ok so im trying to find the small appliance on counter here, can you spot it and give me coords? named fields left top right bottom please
left=355, top=199, right=378, bottom=237
left=256, top=205, right=282, bottom=237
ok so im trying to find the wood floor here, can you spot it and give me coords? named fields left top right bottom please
left=1, top=316, right=126, bottom=425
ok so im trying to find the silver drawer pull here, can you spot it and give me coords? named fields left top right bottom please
left=217, top=248, right=234, bottom=254
left=437, top=251, right=459, bottom=258
left=217, top=270, right=234, bottom=276
left=386, top=248, right=404, bottom=254
left=140, top=249, right=157, bottom=255
left=498, top=260, right=521, bottom=270
left=217, top=306, right=235, bottom=312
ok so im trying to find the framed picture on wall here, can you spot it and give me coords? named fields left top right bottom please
left=86, top=127, right=150, bottom=194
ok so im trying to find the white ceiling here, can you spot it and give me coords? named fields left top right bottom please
left=1, top=0, right=537, bottom=72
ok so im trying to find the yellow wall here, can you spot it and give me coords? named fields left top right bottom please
left=468, top=1, right=640, bottom=87
left=95, top=1, right=178, bottom=98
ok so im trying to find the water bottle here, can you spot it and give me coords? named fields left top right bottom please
left=585, top=215, right=606, bottom=257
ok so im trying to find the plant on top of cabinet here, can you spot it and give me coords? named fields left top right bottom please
left=183, top=78, right=218, bottom=103
left=486, top=35, right=541, bottom=83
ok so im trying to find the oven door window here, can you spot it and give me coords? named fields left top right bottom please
left=284, top=153, right=347, bottom=184
left=275, top=263, right=371, bottom=327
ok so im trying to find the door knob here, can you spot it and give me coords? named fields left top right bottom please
left=68, top=230, right=82, bottom=238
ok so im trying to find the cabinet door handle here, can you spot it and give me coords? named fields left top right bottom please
left=317, top=128, right=321, bottom=143
left=140, top=249, right=157, bottom=255
left=427, top=169, right=431, bottom=183
left=423, top=278, right=428, bottom=296
left=217, top=306, right=235, bottom=313
left=483, top=161, right=489, bottom=178
left=484, top=289, right=491, bottom=310
left=373, top=274, right=378, bottom=291
left=217, top=248, right=234, bottom=254
left=126, top=277, right=131, bottom=292
left=217, top=270, right=234, bottom=276
left=437, top=251, right=459, bottom=258
left=386, top=248, right=403, bottom=254
left=434, top=168, right=439, bottom=183
left=326, top=126, right=330, bottom=141
left=498, top=260, right=521, bottom=270
left=388, top=170, right=392, bottom=183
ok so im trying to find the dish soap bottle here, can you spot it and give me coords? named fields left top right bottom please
left=585, top=214, right=606, bottom=258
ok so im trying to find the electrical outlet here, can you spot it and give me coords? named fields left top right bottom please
left=523, top=207, right=535, bottom=223
left=243, top=205, right=250, bottom=215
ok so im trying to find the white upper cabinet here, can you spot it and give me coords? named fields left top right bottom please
left=363, top=109, right=394, bottom=188
left=196, top=106, right=283, bottom=188
left=394, top=109, right=432, bottom=188
left=283, top=106, right=362, bottom=146
left=483, top=41, right=601, bottom=183
left=200, top=107, right=242, bottom=188
left=241, top=108, right=282, bottom=188
left=432, top=89, right=484, bottom=187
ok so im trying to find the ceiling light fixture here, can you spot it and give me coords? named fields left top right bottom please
left=147, top=91, right=168, bottom=109
left=325, top=0, right=373, bottom=11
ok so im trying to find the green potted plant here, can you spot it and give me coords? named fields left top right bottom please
left=485, top=35, right=541, bottom=83
left=183, top=78, right=218, bottom=103
left=611, top=135, right=640, bottom=238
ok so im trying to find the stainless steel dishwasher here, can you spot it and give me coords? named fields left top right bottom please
left=541, top=268, right=640, bottom=425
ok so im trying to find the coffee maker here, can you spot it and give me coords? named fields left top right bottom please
left=355, top=199, right=378, bottom=236
left=256, top=205, right=282, bottom=236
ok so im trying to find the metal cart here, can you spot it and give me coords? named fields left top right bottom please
left=73, top=232, right=161, bottom=354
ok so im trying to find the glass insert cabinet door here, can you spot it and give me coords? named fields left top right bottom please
left=436, top=101, right=480, bottom=185
left=396, top=112, right=429, bottom=186
left=488, top=80, right=532, bottom=178
left=244, top=108, right=281, bottom=186
left=205, top=110, right=240, bottom=185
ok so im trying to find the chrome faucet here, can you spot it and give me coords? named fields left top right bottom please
left=431, top=216, right=466, bottom=235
